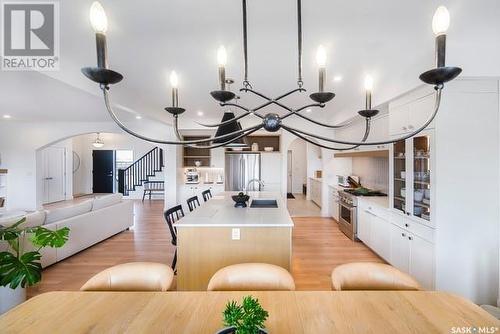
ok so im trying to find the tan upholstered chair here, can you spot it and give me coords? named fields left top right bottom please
left=80, top=262, right=174, bottom=292
left=207, top=263, right=295, bottom=291
left=331, top=262, right=421, bottom=291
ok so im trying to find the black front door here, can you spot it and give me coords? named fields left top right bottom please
left=92, top=150, right=114, bottom=193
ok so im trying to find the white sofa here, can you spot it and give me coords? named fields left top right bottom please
left=0, top=194, right=133, bottom=268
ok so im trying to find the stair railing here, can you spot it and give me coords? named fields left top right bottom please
left=118, top=147, right=164, bottom=196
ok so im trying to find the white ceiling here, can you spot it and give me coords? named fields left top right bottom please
left=1, top=0, right=500, bottom=125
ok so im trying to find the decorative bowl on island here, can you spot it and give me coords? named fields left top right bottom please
left=232, top=192, right=250, bottom=208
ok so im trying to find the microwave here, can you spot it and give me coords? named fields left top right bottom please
left=337, top=175, right=359, bottom=188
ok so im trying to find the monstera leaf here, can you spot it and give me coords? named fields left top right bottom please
left=0, top=218, right=25, bottom=241
left=0, top=251, right=42, bottom=289
left=30, top=227, right=70, bottom=248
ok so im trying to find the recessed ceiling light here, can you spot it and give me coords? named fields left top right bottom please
left=333, top=75, right=343, bottom=82
left=2, top=115, right=11, bottom=119
left=197, top=111, right=204, bottom=117
left=306, top=109, right=312, bottom=113
left=135, top=115, right=142, bottom=119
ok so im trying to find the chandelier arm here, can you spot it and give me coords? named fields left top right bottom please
left=173, top=116, right=263, bottom=149
left=283, top=111, right=358, bottom=128
left=103, top=88, right=258, bottom=145
left=282, top=118, right=371, bottom=151
left=282, top=87, right=443, bottom=146
left=241, top=88, right=294, bottom=113
left=220, top=103, right=265, bottom=119
left=296, top=0, right=303, bottom=86
left=280, top=103, right=325, bottom=120
left=195, top=111, right=253, bottom=128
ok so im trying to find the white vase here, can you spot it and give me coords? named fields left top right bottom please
left=0, top=285, right=26, bottom=314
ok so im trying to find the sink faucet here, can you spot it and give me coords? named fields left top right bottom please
left=246, top=179, right=265, bottom=193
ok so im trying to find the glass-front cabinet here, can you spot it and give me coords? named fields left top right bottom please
left=391, top=130, right=434, bottom=225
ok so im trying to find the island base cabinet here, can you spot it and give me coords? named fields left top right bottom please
left=176, top=227, right=292, bottom=290
left=389, top=223, right=435, bottom=289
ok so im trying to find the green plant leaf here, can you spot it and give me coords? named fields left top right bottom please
left=0, top=251, right=42, bottom=288
left=30, top=227, right=70, bottom=248
left=222, top=296, right=268, bottom=334
left=0, top=218, right=26, bottom=241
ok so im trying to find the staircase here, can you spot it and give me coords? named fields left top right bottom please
left=118, top=147, right=164, bottom=196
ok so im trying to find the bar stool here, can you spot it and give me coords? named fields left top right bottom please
left=164, top=205, right=185, bottom=270
left=80, top=262, right=174, bottom=291
left=207, top=263, right=296, bottom=291
left=202, top=189, right=212, bottom=202
left=187, top=196, right=200, bottom=212
left=331, top=262, right=421, bottom=291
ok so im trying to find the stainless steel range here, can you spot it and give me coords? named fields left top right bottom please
left=338, top=189, right=386, bottom=241
left=338, top=191, right=358, bottom=241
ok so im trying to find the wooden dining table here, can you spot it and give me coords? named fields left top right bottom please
left=0, top=291, right=497, bottom=333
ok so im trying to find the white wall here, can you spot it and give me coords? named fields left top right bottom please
left=352, top=157, right=389, bottom=193
left=288, top=139, right=307, bottom=194
left=71, top=133, right=156, bottom=195
left=0, top=119, right=177, bottom=210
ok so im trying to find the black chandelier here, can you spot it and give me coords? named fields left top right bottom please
left=82, top=1, right=461, bottom=150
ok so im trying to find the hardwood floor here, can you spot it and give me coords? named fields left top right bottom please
left=28, top=200, right=382, bottom=297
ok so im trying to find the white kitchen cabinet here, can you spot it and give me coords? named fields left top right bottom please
left=391, top=129, right=434, bottom=227
left=261, top=153, right=282, bottom=192
left=409, top=233, right=434, bottom=289
left=388, top=87, right=435, bottom=136
left=309, top=178, right=322, bottom=207
left=390, top=224, right=410, bottom=273
left=211, top=148, right=225, bottom=168
left=329, top=187, right=340, bottom=221
left=369, top=214, right=391, bottom=261
left=357, top=206, right=371, bottom=244
left=180, top=183, right=224, bottom=206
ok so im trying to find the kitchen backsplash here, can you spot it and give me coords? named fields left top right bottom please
left=352, top=157, right=389, bottom=193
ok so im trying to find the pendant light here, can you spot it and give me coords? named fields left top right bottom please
left=213, top=112, right=248, bottom=148
left=92, top=133, right=104, bottom=148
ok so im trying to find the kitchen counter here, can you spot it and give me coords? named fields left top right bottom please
left=175, top=191, right=293, bottom=290
left=357, top=196, right=389, bottom=209
left=175, top=191, right=293, bottom=228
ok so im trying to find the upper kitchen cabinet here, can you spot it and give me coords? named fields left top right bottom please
left=334, top=114, right=390, bottom=156
left=389, top=87, right=435, bottom=136
left=391, top=131, right=434, bottom=226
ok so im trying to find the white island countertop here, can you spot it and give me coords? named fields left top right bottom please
left=175, top=191, right=294, bottom=228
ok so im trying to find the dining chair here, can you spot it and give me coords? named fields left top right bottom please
left=80, top=262, right=174, bottom=291
left=207, top=263, right=296, bottom=291
left=331, top=262, right=421, bottom=291
left=202, top=189, right=212, bottom=202
left=187, top=195, right=200, bottom=212
left=163, top=205, right=185, bottom=270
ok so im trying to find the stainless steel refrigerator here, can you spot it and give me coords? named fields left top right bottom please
left=225, top=152, right=261, bottom=191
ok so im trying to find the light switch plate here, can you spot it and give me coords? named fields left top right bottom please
left=231, top=228, right=240, bottom=240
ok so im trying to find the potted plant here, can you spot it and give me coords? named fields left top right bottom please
left=0, top=217, right=69, bottom=313
left=217, top=296, right=269, bottom=334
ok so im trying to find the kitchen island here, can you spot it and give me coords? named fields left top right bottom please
left=175, top=192, right=293, bottom=290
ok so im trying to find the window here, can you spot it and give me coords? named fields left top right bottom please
left=116, top=150, right=134, bottom=163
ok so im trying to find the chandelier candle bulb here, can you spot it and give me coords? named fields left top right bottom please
left=217, top=46, right=227, bottom=90
left=316, top=45, right=327, bottom=92
left=89, top=2, right=108, bottom=69
left=432, top=6, right=450, bottom=68
left=364, top=75, right=374, bottom=110
left=169, top=71, right=179, bottom=108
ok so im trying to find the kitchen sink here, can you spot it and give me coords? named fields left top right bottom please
left=250, top=199, right=278, bottom=208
